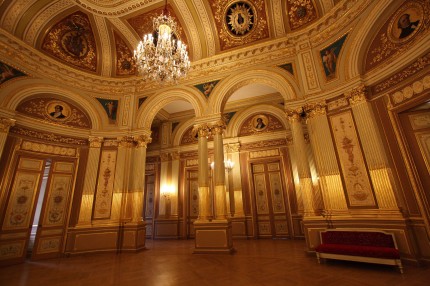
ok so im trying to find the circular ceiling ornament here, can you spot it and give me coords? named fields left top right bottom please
left=226, top=1, right=255, bottom=36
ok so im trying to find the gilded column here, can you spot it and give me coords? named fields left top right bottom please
left=194, top=124, right=211, bottom=221
left=305, top=103, right=348, bottom=214
left=287, top=109, right=316, bottom=217
left=346, top=85, right=399, bottom=212
left=226, top=143, right=244, bottom=217
left=159, top=152, right=170, bottom=216
left=77, top=136, right=103, bottom=225
left=130, top=134, right=151, bottom=223
left=0, top=117, right=15, bottom=160
left=212, top=120, right=228, bottom=220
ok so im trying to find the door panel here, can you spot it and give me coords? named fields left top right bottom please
left=31, top=159, right=76, bottom=260
left=0, top=156, right=44, bottom=265
left=252, top=161, right=290, bottom=238
left=144, top=174, right=155, bottom=238
left=186, top=170, right=199, bottom=238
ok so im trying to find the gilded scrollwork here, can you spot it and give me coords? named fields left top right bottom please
left=10, top=126, right=87, bottom=145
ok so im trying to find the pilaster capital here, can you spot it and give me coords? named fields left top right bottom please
left=133, top=134, right=152, bottom=147
left=88, top=136, right=104, bottom=148
left=304, top=102, right=327, bottom=119
left=160, top=152, right=170, bottom=162
left=171, top=151, right=180, bottom=160
left=0, top=118, right=16, bottom=133
left=117, top=136, right=135, bottom=147
left=345, top=84, right=368, bottom=106
left=225, top=142, right=240, bottom=153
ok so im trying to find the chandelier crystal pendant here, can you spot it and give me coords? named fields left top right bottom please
left=134, top=0, right=190, bottom=83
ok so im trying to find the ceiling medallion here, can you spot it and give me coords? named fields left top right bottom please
left=226, top=1, right=255, bottom=36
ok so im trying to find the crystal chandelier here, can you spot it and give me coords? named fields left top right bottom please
left=134, top=0, right=190, bottom=83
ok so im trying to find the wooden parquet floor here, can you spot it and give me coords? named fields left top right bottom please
left=0, top=239, right=428, bottom=286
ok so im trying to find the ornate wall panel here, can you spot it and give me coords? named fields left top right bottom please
left=93, top=150, right=117, bottom=219
left=42, top=173, right=73, bottom=226
left=114, top=31, right=135, bottom=76
left=329, top=110, right=377, bottom=208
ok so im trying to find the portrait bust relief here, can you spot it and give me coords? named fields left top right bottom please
left=252, top=114, right=268, bottom=131
left=388, top=2, right=423, bottom=43
left=46, top=100, right=71, bottom=121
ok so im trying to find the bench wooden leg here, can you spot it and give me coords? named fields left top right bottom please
left=316, top=253, right=321, bottom=264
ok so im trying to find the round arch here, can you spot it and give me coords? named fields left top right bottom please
left=172, top=117, right=196, bottom=147
left=0, top=79, right=103, bottom=130
left=208, top=68, right=299, bottom=115
left=137, top=87, right=206, bottom=129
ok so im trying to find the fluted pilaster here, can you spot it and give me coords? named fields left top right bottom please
left=0, top=117, right=15, bottom=161
left=346, top=85, right=399, bottom=211
left=77, top=136, right=103, bottom=225
left=305, top=103, right=348, bottom=213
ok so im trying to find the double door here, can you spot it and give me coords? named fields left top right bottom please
left=251, top=161, right=291, bottom=238
left=0, top=152, right=77, bottom=265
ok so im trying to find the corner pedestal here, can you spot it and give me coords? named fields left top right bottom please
left=193, top=220, right=234, bottom=254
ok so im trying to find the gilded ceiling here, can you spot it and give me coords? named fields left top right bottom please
left=0, top=0, right=339, bottom=77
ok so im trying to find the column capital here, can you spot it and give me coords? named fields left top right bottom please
left=133, top=134, right=152, bottom=147
left=171, top=151, right=180, bottom=160
left=0, top=117, right=16, bottom=133
left=345, top=84, right=368, bottom=106
left=88, top=136, right=104, bottom=148
left=286, top=108, right=304, bottom=123
left=192, top=123, right=211, bottom=138
left=211, top=119, right=226, bottom=135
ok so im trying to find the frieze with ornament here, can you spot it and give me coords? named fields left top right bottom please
left=241, top=139, right=287, bottom=151
left=286, top=0, right=318, bottom=31
left=21, top=141, right=77, bottom=157
left=42, top=11, right=97, bottom=72
left=10, top=126, right=87, bottom=145
left=372, top=53, right=430, bottom=94
left=389, top=75, right=430, bottom=107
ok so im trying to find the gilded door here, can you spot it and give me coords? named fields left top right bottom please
left=31, top=158, right=76, bottom=260
left=251, top=161, right=290, bottom=238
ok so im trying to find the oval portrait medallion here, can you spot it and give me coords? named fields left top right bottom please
left=226, top=1, right=255, bottom=36
left=388, top=2, right=423, bottom=44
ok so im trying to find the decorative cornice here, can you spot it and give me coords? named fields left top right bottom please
left=73, top=0, right=157, bottom=17
left=21, top=140, right=77, bottom=157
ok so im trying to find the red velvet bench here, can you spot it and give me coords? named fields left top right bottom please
left=315, top=229, right=403, bottom=273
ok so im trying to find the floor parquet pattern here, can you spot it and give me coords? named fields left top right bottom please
left=0, top=239, right=428, bottom=286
